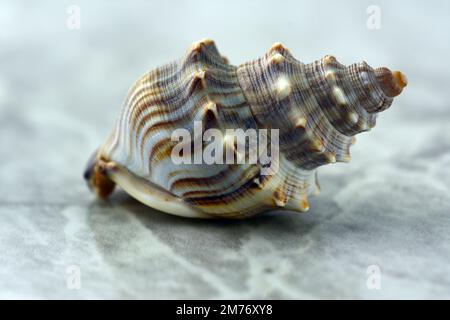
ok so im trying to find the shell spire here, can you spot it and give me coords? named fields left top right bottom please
left=375, top=68, right=408, bottom=97
left=84, top=39, right=407, bottom=219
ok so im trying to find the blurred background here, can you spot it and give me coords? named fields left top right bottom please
left=0, top=0, right=449, bottom=299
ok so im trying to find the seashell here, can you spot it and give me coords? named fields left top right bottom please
left=84, top=39, right=407, bottom=219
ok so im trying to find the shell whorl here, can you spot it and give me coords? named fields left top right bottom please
left=85, top=39, right=407, bottom=218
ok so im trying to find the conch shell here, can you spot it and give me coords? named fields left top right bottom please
left=84, top=39, right=407, bottom=219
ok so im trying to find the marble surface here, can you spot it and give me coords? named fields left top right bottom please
left=1, top=0, right=450, bottom=299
